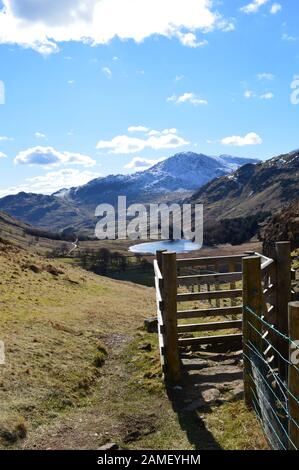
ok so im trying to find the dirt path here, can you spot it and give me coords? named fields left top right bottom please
left=21, top=332, right=134, bottom=450
left=22, top=339, right=267, bottom=450
left=177, top=349, right=244, bottom=408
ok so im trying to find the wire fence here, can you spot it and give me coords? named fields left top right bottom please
left=243, top=305, right=299, bottom=450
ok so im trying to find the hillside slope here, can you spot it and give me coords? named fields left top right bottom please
left=260, top=199, right=299, bottom=251
left=0, top=210, right=74, bottom=254
left=0, top=193, right=90, bottom=232
left=188, top=149, right=299, bottom=224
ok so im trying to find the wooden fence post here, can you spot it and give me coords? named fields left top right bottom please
left=276, top=242, right=292, bottom=380
left=162, top=251, right=181, bottom=383
left=156, top=250, right=166, bottom=271
left=242, top=256, right=263, bottom=409
left=288, top=301, right=299, bottom=450
left=156, top=249, right=167, bottom=295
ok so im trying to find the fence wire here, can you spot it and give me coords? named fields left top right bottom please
left=243, top=305, right=299, bottom=450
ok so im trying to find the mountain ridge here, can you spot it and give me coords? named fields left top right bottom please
left=0, top=151, right=258, bottom=233
left=186, top=149, right=299, bottom=244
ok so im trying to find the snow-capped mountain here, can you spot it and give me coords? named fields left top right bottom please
left=57, top=152, right=259, bottom=206
left=0, top=151, right=259, bottom=233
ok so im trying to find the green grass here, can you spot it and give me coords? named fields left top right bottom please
left=108, top=267, right=154, bottom=287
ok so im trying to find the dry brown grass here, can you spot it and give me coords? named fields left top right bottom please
left=0, top=242, right=154, bottom=448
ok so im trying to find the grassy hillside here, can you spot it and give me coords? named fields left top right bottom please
left=0, top=241, right=267, bottom=450
left=0, top=210, right=74, bottom=255
left=0, top=209, right=152, bottom=260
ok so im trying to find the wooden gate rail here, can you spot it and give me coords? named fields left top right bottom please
left=177, top=289, right=243, bottom=302
left=177, top=272, right=242, bottom=283
left=177, top=305, right=243, bottom=319
left=176, top=254, right=244, bottom=268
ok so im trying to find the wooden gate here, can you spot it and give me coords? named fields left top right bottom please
left=154, top=243, right=294, bottom=383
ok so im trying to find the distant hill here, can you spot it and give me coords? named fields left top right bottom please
left=0, top=152, right=258, bottom=234
left=0, top=210, right=75, bottom=254
left=186, top=149, right=299, bottom=244
left=0, top=192, right=91, bottom=232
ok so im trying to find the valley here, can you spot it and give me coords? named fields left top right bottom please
left=0, top=149, right=298, bottom=452
left=1, top=149, right=298, bottom=250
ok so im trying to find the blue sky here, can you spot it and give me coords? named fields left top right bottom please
left=0, top=0, right=298, bottom=196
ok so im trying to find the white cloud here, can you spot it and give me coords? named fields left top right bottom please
left=244, top=89, right=274, bottom=100
left=167, top=92, right=208, bottom=106
left=124, top=156, right=165, bottom=172
left=270, top=3, right=282, bottom=14
left=174, top=75, right=185, bottom=82
left=221, top=132, right=263, bottom=147
left=0, top=168, right=101, bottom=197
left=240, top=0, right=269, bottom=14
left=177, top=32, right=208, bottom=48
left=147, top=130, right=161, bottom=136
left=161, top=128, right=177, bottom=135
left=0, top=136, right=13, bottom=141
left=244, top=90, right=255, bottom=99
left=260, top=92, right=274, bottom=100
left=0, top=152, right=7, bottom=159
left=14, top=146, right=96, bottom=167
left=257, top=72, right=274, bottom=80
left=282, top=33, right=297, bottom=42
left=35, top=132, right=47, bottom=139
left=68, top=79, right=75, bottom=85
left=96, top=128, right=189, bottom=154
left=0, top=0, right=234, bottom=54
left=102, top=66, right=112, bottom=78
left=128, top=126, right=149, bottom=133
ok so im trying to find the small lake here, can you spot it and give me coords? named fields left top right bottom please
left=129, top=239, right=202, bottom=255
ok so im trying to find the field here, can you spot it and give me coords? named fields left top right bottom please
left=0, top=239, right=269, bottom=450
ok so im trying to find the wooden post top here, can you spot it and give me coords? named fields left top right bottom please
left=156, top=249, right=167, bottom=255
left=289, top=301, right=299, bottom=309
left=156, top=249, right=167, bottom=269
left=276, top=241, right=291, bottom=247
